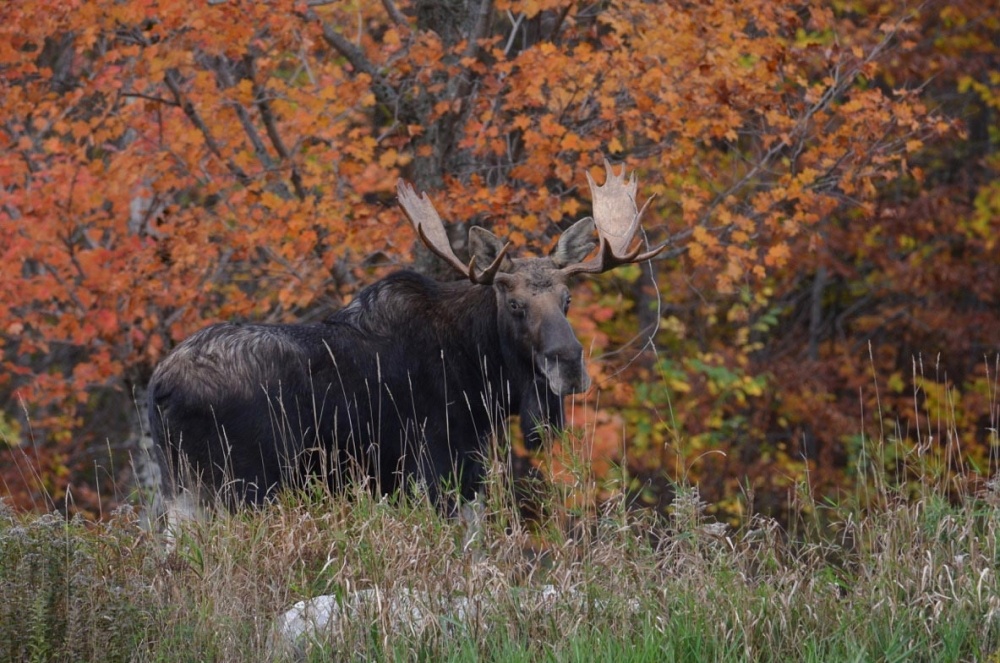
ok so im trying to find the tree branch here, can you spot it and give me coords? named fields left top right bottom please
left=380, top=0, right=408, bottom=26
left=207, top=55, right=276, bottom=172
left=549, top=4, right=573, bottom=44
left=121, top=92, right=179, bottom=106
left=317, top=20, right=400, bottom=110
left=319, top=21, right=377, bottom=78
left=504, top=11, right=526, bottom=56
left=163, top=68, right=251, bottom=186
left=692, top=26, right=902, bottom=238
left=245, top=54, right=306, bottom=200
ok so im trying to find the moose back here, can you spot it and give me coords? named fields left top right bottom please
left=148, top=161, right=663, bottom=506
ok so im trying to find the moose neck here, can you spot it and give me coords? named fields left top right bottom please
left=342, top=270, right=542, bottom=416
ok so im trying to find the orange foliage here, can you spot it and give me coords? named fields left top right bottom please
left=0, top=0, right=995, bottom=521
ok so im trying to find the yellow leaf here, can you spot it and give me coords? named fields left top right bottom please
left=235, top=79, right=254, bottom=104
left=764, top=243, right=791, bottom=268
left=688, top=241, right=705, bottom=263
left=379, top=149, right=398, bottom=168
left=692, top=225, right=717, bottom=249
left=560, top=133, right=583, bottom=151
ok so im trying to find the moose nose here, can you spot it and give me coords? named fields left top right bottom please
left=540, top=343, right=590, bottom=395
left=543, top=346, right=582, bottom=367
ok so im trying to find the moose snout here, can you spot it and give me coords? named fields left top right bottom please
left=540, top=342, right=591, bottom=395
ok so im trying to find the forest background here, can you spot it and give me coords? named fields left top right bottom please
left=0, top=0, right=997, bottom=526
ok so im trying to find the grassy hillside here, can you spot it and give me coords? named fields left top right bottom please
left=3, top=448, right=1000, bottom=662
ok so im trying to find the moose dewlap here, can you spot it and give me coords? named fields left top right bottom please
left=148, top=161, right=664, bottom=506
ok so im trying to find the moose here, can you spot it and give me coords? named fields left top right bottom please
left=148, top=161, right=663, bottom=508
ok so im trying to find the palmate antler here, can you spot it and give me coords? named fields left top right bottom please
left=398, top=160, right=662, bottom=283
left=396, top=179, right=510, bottom=285
left=559, top=159, right=665, bottom=277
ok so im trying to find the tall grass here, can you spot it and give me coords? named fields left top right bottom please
left=3, top=387, right=1000, bottom=661
left=3, top=463, right=1000, bottom=661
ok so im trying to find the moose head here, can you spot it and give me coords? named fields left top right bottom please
left=397, top=160, right=664, bottom=419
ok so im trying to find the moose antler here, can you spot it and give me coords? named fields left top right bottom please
left=397, top=179, right=510, bottom=285
left=560, top=159, right=665, bottom=277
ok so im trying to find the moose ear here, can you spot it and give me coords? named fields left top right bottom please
left=551, top=217, right=597, bottom=267
left=468, top=226, right=513, bottom=273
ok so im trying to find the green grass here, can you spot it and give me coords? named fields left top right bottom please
left=3, top=462, right=1000, bottom=662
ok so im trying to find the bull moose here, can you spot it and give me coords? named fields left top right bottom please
left=148, top=161, right=663, bottom=508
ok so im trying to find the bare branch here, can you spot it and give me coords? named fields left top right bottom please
left=504, top=11, right=526, bottom=56
left=121, top=92, right=178, bottom=106
left=380, top=0, right=408, bottom=26
left=319, top=22, right=377, bottom=79
left=549, top=4, right=573, bottom=44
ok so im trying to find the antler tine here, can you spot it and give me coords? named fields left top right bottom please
left=587, top=158, right=642, bottom=257
left=560, top=160, right=665, bottom=277
left=468, top=243, right=512, bottom=284
left=397, top=179, right=509, bottom=285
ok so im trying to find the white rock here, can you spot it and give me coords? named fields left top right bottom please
left=270, top=583, right=640, bottom=657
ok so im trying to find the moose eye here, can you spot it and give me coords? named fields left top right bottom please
left=563, top=295, right=571, bottom=313
left=509, top=299, right=526, bottom=318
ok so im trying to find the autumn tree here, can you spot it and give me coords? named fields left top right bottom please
left=1, top=0, right=987, bottom=521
